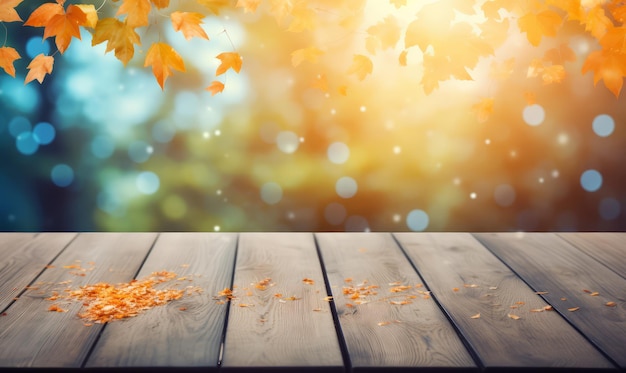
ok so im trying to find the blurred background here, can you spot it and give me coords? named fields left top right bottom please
left=0, top=1, right=624, bottom=232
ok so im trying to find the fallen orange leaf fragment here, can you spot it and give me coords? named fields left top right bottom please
left=535, top=291, right=548, bottom=295
left=48, top=304, right=67, bottom=312
left=377, top=321, right=391, bottom=326
left=452, top=287, right=460, bottom=292
left=589, top=292, right=599, bottom=296
left=544, top=305, right=553, bottom=311
left=568, top=307, right=580, bottom=312
left=508, top=313, right=521, bottom=320
left=605, top=302, right=617, bottom=307
left=471, top=313, right=481, bottom=319
left=302, top=278, right=315, bottom=285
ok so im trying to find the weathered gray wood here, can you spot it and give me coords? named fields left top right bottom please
left=474, top=232, right=626, bottom=369
left=316, top=232, right=476, bottom=372
left=221, top=233, right=343, bottom=371
left=558, top=233, right=626, bottom=280
left=0, top=233, right=76, bottom=311
left=0, top=233, right=158, bottom=368
left=85, top=233, right=238, bottom=370
left=395, top=233, right=615, bottom=370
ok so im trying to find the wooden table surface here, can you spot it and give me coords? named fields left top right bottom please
left=0, top=232, right=624, bottom=372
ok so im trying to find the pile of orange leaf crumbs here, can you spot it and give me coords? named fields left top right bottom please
left=47, top=270, right=199, bottom=324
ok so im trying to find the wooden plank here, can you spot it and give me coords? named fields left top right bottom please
left=558, top=233, right=626, bottom=280
left=1, top=233, right=76, bottom=311
left=0, top=233, right=158, bottom=368
left=474, top=232, right=626, bottom=369
left=85, top=233, right=238, bottom=370
left=221, top=233, right=344, bottom=371
left=315, top=232, right=476, bottom=372
left=395, top=232, right=615, bottom=371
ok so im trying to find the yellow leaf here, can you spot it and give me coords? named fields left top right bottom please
left=0, top=0, right=23, bottom=22
left=269, top=0, right=293, bottom=24
left=0, top=46, right=21, bottom=77
left=171, top=11, right=209, bottom=40
left=518, top=9, right=562, bottom=46
left=347, top=54, right=373, bottom=81
left=366, top=15, right=401, bottom=52
left=117, top=0, right=151, bottom=28
left=76, top=4, right=98, bottom=28
left=542, top=64, right=566, bottom=84
left=291, top=46, right=324, bottom=67
left=582, top=5, right=612, bottom=39
left=92, top=17, right=141, bottom=65
left=399, top=50, right=408, bottom=66
left=287, top=3, right=315, bottom=32
left=582, top=49, right=626, bottom=97
left=215, top=52, right=243, bottom=76
left=338, top=85, right=348, bottom=96
left=25, top=54, right=54, bottom=84
left=206, top=80, right=225, bottom=95
left=144, top=42, right=186, bottom=89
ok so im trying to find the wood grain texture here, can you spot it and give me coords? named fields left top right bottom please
left=0, top=233, right=75, bottom=311
left=221, top=233, right=343, bottom=371
left=85, top=233, right=238, bottom=370
left=395, top=232, right=614, bottom=370
left=474, top=232, right=626, bottom=369
left=558, top=233, right=626, bottom=280
left=316, top=232, right=475, bottom=372
left=0, top=233, right=157, bottom=368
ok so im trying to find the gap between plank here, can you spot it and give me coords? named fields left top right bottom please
left=313, top=233, right=352, bottom=373
left=470, top=232, right=622, bottom=370
left=80, top=233, right=162, bottom=368
left=217, top=233, right=240, bottom=368
left=390, top=233, right=485, bottom=372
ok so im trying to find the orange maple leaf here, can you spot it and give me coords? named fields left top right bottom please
left=24, top=2, right=88, bottom=54
left=206, top=80, right=225, bottom=95
left=582, top=5, right=612, bottom=39
left=75, top=4, right=98, bottom=28
left=0, top=46, right=20, bottom=77
left=151, top=0, right=169, bottom=9
left=291, top=46, right=324, bottom=67
left=542, top=64, right=566, bottom=84
left=0, top=0, right=22, bottom=22
left=472, top=97, right=494, bottom=123
left=92, top=17, right=141, bottom=65
left=347, top=54, right=373, bottom=81
left=144, top=42, right=186, bottom=89
left=117, top=0, right=151, bottom=28
left=236, top=0, right=261, bottom=13
left=197, top=0, right=230, bottom=15
left=518, top=9, right=562, bottom=46
left=543, top=43, right=576, bottom=64
left=171, top=11, right=209, bottom=40
left=215, top=52, right=243, bottom=76
left=582, top=49, right=626, bottom=97
left=25, top=54, right=54, bottom=84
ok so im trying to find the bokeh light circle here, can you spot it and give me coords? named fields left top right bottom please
left=16, top=132, right=39, bottom=155
left=136, top=171, right=160, bottom=195
left=8, top=116, right=31, bottom=138
left=261, top=182, right=283, bottom=204
left=51, top=164, right=74, bottom=187
left=494, top=184, right=516, bottom=207
left=91, top=135, right=116, bottom=159
left=580, top=169, right=602, bottom=192
left=406, top=209, right=429, bottom=231
left=324, top=202, right=347, bottom=225
left=592, top=114, right=614, bottom=137
left=328, top=142, right=350, bottom=164
left=599, top=198, right=621, bottom=220
left=336, top=176, right=357, bottom=198
left=26, top=37, right=51, bottom=58
left=522, top=104, right=545, bottom=126
left=128, top=140, right=153, bottom=163
left=276, top=131, right=299, bottom=153
left=33, top=122, right=56, bottom=144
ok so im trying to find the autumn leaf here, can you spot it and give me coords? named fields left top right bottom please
left=92, top=17, right=141, bottom=65
left=472, top=97, right=494, bottom=123
left=508, top=313, right=521, bottom=320
left=291, top=46, right=324, bottom=67
left=25, top=54, right=54, bottom=84
left=236, top=0, right=261, bottom=13
left=117, top=0, right=151, bottom=28
left=197, top=0, right=230, bottom=15
left=171, top=11, right=209, bottom=40
left=144, top=42, right=186, bottom=89
left=542, top=64, right=566, bottom=84
left=76, top=4, right=98, bottom=28
left=347, top=54, right=373, bottom=81
left=470, top=313, right=481, bottom=319
left=287, top=2, right=315, bottom=32
left=338, top=85, right=348, bottom=96
left=518, top=9, right=562, bottom=46
left=582, top=5, right=612, bottom=39
left=216, top=52, right=243, bottom=76
left=151, top=0, right=169, bottom=9
left=0, top=0, right=22, bottom=22
left=206, top=80, right=225, bottom=95
left=599, top=26, right=626, bottom=53
left=399, top=50, right=408, bottom=66
left=35, top=4, right=88, bottom=54
left=24, top=2, right=64, bottom=28
left=543, top=43, right=576, bottom=64
left=366, top=15, right=401, bottom=53
left=0, top=46, right=20, bottom=77
left=270, top=0, right=294, bottom=24
left=582, top=49, right=626, bottom=97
